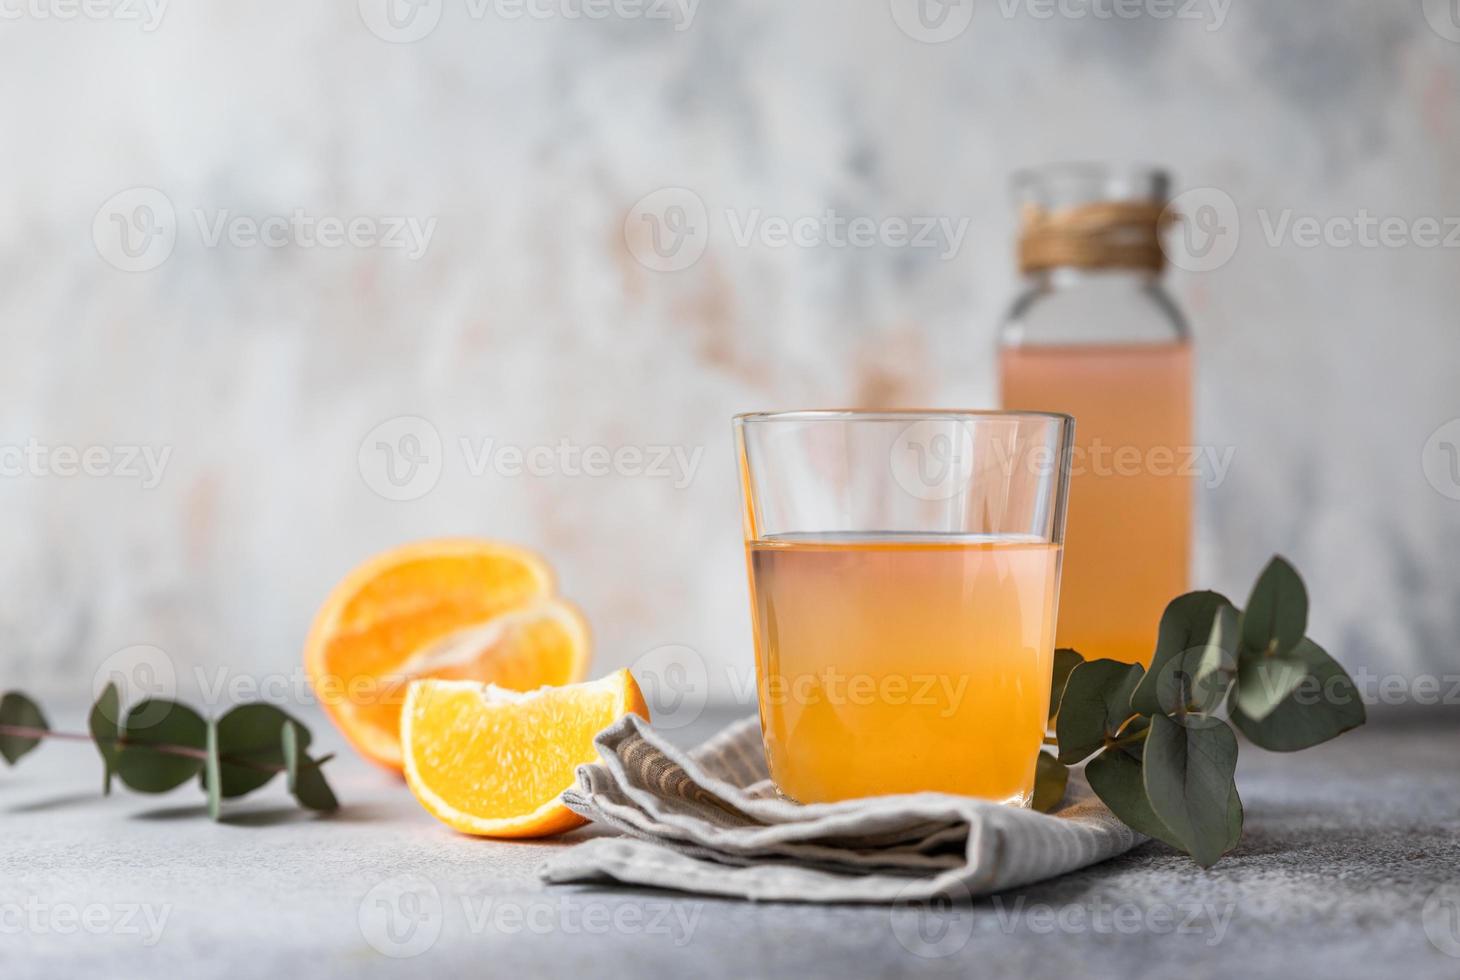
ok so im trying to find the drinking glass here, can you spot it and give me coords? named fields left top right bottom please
left=734, top=410, right=1075, bottom=805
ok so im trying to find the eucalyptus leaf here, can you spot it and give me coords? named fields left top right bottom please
left=1055, top=660, right=1145, bottom=764
left=1142, top=714, right=1240, bottom=868
left=282, top=720, right=300, bottom=792
left=115, top=700, right=208, bottom=793
left=203, top=719, right=223, bottom=822
left=282, top=720, right=338, bottom=812
left=1193, top=604, right=1240, bottom=703
left=292, top=758, right=339, bottom=813
left=1232, top=638, right=1366, bottom=752
left=88, top=683, right=122, bottom=794
left=1224, top=783, right=1244, bottom=852
left=1232, top=558, right=1315, bottom=721
left=1240, top=556, right=1307, bottom=659
left=1048, top=649, right=1084, bottom=723
left=1233, top=649, right=1310, bottom=723
left=206, top=703, right=311, bottom=798
left=1085, top=746, right=1181, bottom=849
left=0, top=692, right=48, bottom=765
left=1132, top=592, right=1232, bottom=716
left=1032, top=751, right=1068, bottom=813
left=1141, top=602, right=1239, bottom=721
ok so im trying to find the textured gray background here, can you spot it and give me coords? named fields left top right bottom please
left=0, top=0, right=1456, bottom=714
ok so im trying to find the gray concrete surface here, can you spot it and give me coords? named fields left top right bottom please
left=3, top=709, right=1459, bottom=979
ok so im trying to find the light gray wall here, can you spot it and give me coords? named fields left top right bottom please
left=0, top=0, right=1456, bottom=711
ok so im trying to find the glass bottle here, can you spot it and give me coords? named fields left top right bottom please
left=999, top=164, right=1192, bottom=666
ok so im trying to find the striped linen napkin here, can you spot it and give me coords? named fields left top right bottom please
left=538, top=714, right=1142, bottom=904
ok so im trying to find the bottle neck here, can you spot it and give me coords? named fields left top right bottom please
left=1016, top=200, right=1168, bottom=280
left=1023, top=265, right=1163, bottom=290
left=1005, top=262, right=1189, bottom=347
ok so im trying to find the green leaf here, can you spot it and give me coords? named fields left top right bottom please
left=282, top=720, right=338, bottom=812
left=1055, top=660, right=1145, bottom=764
left=115, top=700, right=208, bottom=793
left=1048, top=649, right=1084, bottom=723
left=281, top=720, right=300, bottom=792
left=203, top=719, right=222, bottom=822
left=206, top=704, right=311, bottom=799
left=1142, top=714, right=1240, bottom=868
left=1031, top=751, right=1068, bottom=813
left=1234, top=560, right=1312, bottom=722
left=0, top=692, right=48, bottom=764
left=1085, top=746, right=1181, bottom=848
left=1234, top=649, right=1310, bottom=723
left=1232, top=560, right=1314, bottom=721
left=88, top=683, right=122, bottom=794
left=1132, top=592, right=1232, bottom=716
left=293, top=758, right=339, bottom=813
left=1232, top=638, right=1366, bottom=752
left=1224, top=784, right=1245, bottom=852
left=1140, top=602, right=1240, bottom=721
left=1240, top=556, right=1307, bottom=659
left=1194, top=604, right=1239, bottom=699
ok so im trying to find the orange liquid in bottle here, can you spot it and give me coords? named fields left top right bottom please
left=746, top=533, right=1060, bottom=804
left=1000, top=342, right=1192, bottom=665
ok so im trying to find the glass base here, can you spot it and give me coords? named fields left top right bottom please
left=772, top=782, right=1033, bottom=808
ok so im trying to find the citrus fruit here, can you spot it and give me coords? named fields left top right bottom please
left=401, top=670, right=648, bottom=838
left=303, top=538, right=589, bottom=770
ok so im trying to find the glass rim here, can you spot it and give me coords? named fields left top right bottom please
left=734, top=409, right=1074, bottom=426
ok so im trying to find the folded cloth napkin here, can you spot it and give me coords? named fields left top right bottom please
left=539, top=715, right=1143, bottom=904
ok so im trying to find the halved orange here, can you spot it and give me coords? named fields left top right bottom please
left=402, top=670, right=648, bottom=838
left=303, top=539, right=589, bottom=770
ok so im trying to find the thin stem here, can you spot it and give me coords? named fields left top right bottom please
left=0, top=726, right=106, bottom=746
left=0, top=724, right=327, bottom=775
left=1107, top=727, right=1150, bottom=752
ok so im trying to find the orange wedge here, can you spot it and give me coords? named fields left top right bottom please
left=303, top=538, right=589, bottom=770
left=402, top=670, right=648, bottom=838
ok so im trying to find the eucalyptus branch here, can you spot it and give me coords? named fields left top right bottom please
left=0, top=724, right=212, bottom=762
left=1033, top=556, right=1366, bottom=868
left=0, top=687, right=340, bottom=819
left=0, top=724, right=335, bottom=776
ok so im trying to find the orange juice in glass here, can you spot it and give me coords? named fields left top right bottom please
left=734, top=411, right=1074, bottom=805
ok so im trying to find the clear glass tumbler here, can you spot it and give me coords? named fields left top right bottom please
left=734, top=411, right=1075, bottom=805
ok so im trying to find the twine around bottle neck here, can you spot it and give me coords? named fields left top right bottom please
left=1018, top=200, right=1171, bottom=275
